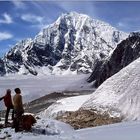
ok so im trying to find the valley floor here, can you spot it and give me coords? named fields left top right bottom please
left=0, top=74, right=94, bottom=110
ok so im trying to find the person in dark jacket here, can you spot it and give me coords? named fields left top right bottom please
left=0, top=89, right=14, bottom=125
left=13, top=88, right=24, bottom=132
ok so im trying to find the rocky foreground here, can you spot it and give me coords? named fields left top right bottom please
left=26, top=92, right=122, bottom=130
left=56, top=109, right=122, bottom=129
left=0, top=91, right=122, bottom=130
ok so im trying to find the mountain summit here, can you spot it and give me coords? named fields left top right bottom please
left=2, top=12, right=127, bottom=76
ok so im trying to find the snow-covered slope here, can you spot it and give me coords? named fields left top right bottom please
left=0, top=118, right=140, bottom=140
left=88, top=32, right=140, bottom=87
left=39, top=94, right=91, bottom=118
left=76, top=121, right=140, bottom=140
left=1, top=12, right=127, bottom=76
left=82, top=57, right=140, bottom=120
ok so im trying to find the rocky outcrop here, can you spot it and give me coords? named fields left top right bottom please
left=88, top=32, right=140, bottom=87
left=0, top=59, right=6, bottom=76
left=56, top=109, right=122, bottom=129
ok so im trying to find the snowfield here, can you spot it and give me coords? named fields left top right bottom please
left=39, top=94, right=91, bottom=118
left=39, top=57, right=140, bottom=121
left=82, top=57, right=140, bottom=120
left=0, top=118, right=140, bottom=140
left=41, top=56, right=140, bottom=121
left=0, top=74, right=93, bottom=110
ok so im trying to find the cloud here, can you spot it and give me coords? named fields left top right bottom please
left=0, top=13, right=13, bottom=24
left=55, top=1, right=97, bottom=18
left=30, top=24, right=45, bottom=29
left=117, top=17, right=140, bottom=32
left=117, top=22, right=126, bottom=28
left=21, top=14, right=44, bottom=24
left=29, top=2, right=57, bottom=25
left=11, top=1, right=26, bottom=9
left=0, top=32, right=13, bottom=41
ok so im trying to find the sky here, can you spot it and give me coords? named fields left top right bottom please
left=0, top=1, right=140, bottom=57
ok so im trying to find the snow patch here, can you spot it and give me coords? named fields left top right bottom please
left=39, top=94, right=91, bottom=118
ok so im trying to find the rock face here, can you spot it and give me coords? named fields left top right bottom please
left=0, top=12, right=127, bottom=76
left=0, top=58, right=6, bottom=76
left=88, top=32, right=140, bottom=87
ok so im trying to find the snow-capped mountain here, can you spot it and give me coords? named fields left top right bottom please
left=88, top=32, right=140, bottom=87
left=2, top=12, right=127, bottom=75
left=82, top=56, right=140, bottom=120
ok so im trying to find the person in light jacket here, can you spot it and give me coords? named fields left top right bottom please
left=13, top=88, right=24, bottom=132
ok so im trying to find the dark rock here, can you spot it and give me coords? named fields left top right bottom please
left=0, top=59, right=6, bottom=76
left=88, top=32, right=140, bottom=87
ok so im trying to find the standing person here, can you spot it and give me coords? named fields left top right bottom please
left=0, top=89, right=14, bottom=126
left=13, top=88, right=24, bottom=132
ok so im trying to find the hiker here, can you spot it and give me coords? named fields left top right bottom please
left=13, top=88, right=24, bottom=132
left=0, top=89, right=14, bottom=126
